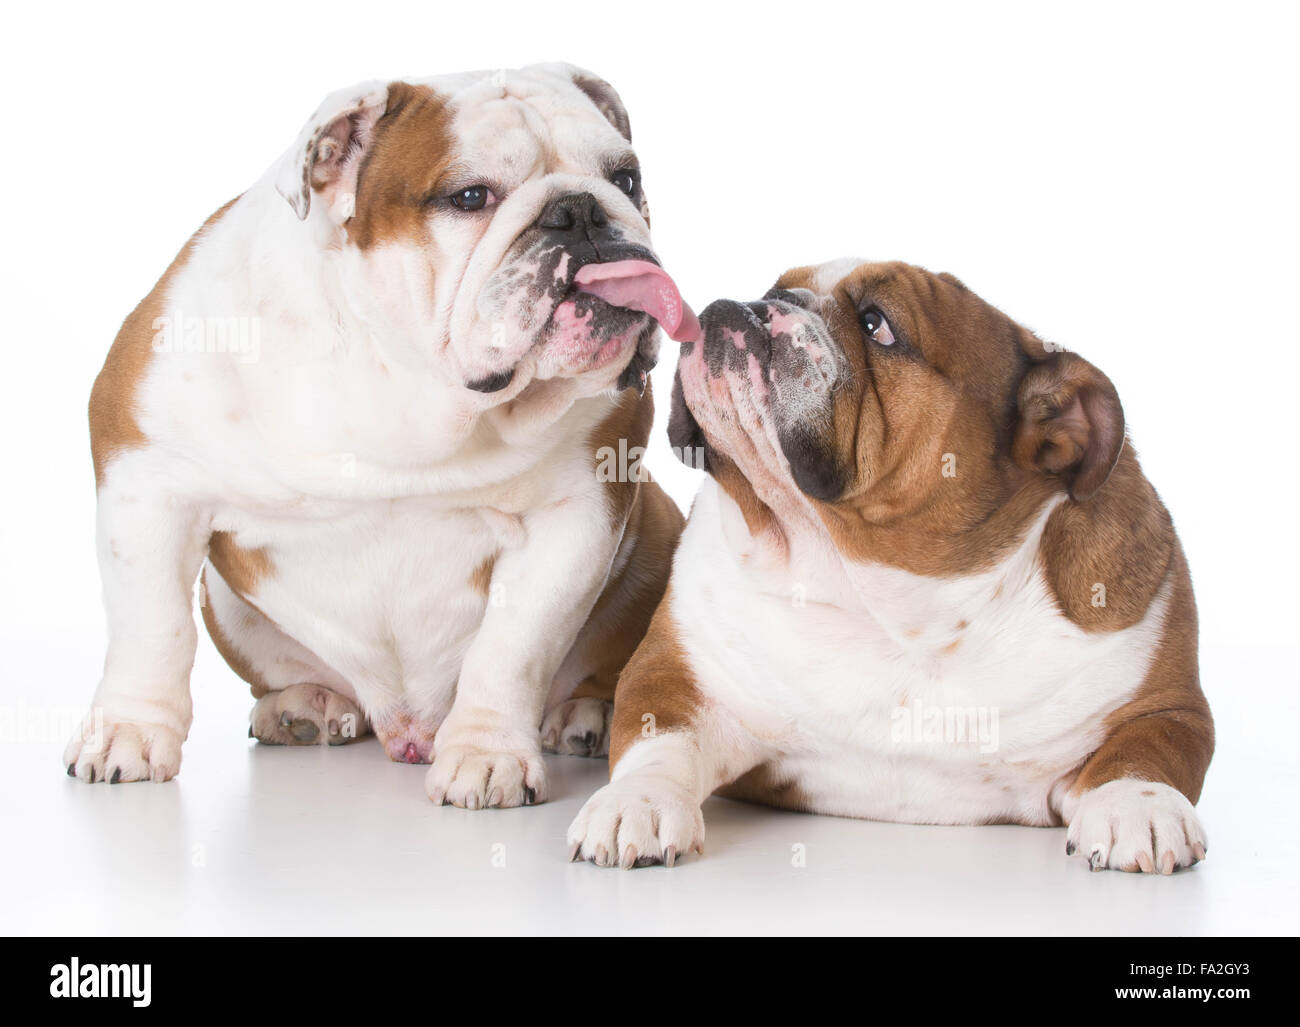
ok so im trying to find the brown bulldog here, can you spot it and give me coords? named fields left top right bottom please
left=568, top=258, right=1212, bottom=873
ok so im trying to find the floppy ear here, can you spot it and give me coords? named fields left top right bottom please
left=544, top=63, right=632, bottom=141
left=1012, top=351, right=1125, bottom=501
left=273, top=81, right=390, bottom=221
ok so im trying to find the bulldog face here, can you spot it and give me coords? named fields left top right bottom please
left=671, top=259, right=1126, bottom=568
left=275, top=63, right=698, bottom=402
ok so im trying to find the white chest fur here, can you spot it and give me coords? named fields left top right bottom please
left=121, top=189, right=617, bottom=724
left=670, top=481, right=1169, bottom=825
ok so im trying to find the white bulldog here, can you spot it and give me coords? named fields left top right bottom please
left=67, top=63, right=695, bottom=808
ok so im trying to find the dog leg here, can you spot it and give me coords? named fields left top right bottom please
left=426, top=490, right=621, bottom=809
left=65, top=472, right=209, bottom=783
left=566, top=598, right=766, bottom=867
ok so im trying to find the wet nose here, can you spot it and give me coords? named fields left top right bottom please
left=537, top=191, right=609, bottom=234
left=698, top=298, right=773, bottom=369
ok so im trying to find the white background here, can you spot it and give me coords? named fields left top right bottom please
left=0, top=0, right=1296, bottom=935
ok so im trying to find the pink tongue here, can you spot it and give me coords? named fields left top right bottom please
left=572, top=260, right=701, bottom=343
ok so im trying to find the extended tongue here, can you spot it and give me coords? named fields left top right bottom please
left=572, top=259, right=702, bottom=344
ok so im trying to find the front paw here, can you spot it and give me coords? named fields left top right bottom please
left=425, top=727, right=546, bottom=809
left=62, top=715, right=184, bottom=784
left=1066, top=779, right=1207, bottom=874
left=567, top=777, right=704, bottom=868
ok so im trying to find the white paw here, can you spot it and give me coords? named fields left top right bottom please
left=425, top=726, right=546, bottom=809
left=567, top=776, right=704, bottom=868
left=250, top=683, right=366, bottom=747
left=541, top=697, right=611, bottom=757
left=1066, top=779, right=1207, bottom=874
left=63, top=715, right=184, bottom=784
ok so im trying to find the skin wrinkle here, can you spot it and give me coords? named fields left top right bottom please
left=582, top=259, right=1210, bottom=864
left=74, top=67, right=687, bottom=792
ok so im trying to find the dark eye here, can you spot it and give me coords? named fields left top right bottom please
left=859, top=306, right=896, bottom=346
left=611, top=168, right=639, bottom=197
left=449, top=185, right=495, bottom=211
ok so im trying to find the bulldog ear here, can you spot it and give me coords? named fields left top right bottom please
left=557, top=64, right=632, bottom=141
left=1012, top=351, right=1125, bottom=502
left=274, top=81, right=390, bottom=221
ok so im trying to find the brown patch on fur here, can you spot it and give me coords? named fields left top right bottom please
left=468, top=555, right=496, bottom=598
left=1039, top=446, right=1175, bottom=631
left=770, top=262, right=1068, bottom=578
left=1065, top=543, right=1213, bottom=803
left=561, top=383, right=683, bottom=706
left=348, top=83, right=455, bottom=251
left=207, top=531, right=273, bottom=601
left=711, top=456, right=781, bottom=539
left=767, top=262, right=1174, bottom=637
left=199, top=567, right=273, bottom=699
left=608, top=587, right=701, bottom=771
left=89, top=199, right=238, bottom=486
left=719, top=763, right=813, bottom=811
left=588, top=385, right=655, bottom=531
left=567, top=476, right=683, bottom=705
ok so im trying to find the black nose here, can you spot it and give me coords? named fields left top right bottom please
left=698, top=298, right=772, bottom=371
left=537, top=191, right=609, bottom=234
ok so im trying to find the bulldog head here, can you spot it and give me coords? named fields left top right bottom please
left=273, top=63, right=698, bottom=403
left=670, top=259, right=1127, bottom=573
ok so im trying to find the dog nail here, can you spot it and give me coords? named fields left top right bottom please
left=568, top=842, right=581, bottom=862
left=1065, top=841, right=1076, bottom=855
left=1160, top=851, right=1176, bottom=875
left=110, top=767, right=121, bottom=785
left=664, top=846, right=677, bottom=868
left=621, top=846, right=638, bottom=869
left=279, top=711, right=293, bottom=728
left=67, top=762, right=76, bottom=777
left=328, top=719, right=340, bottom=736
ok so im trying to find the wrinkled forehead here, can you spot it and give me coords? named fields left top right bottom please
left=776, top=258, right=930, bottom=299
left=419, top=67, right=630, bottom=179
